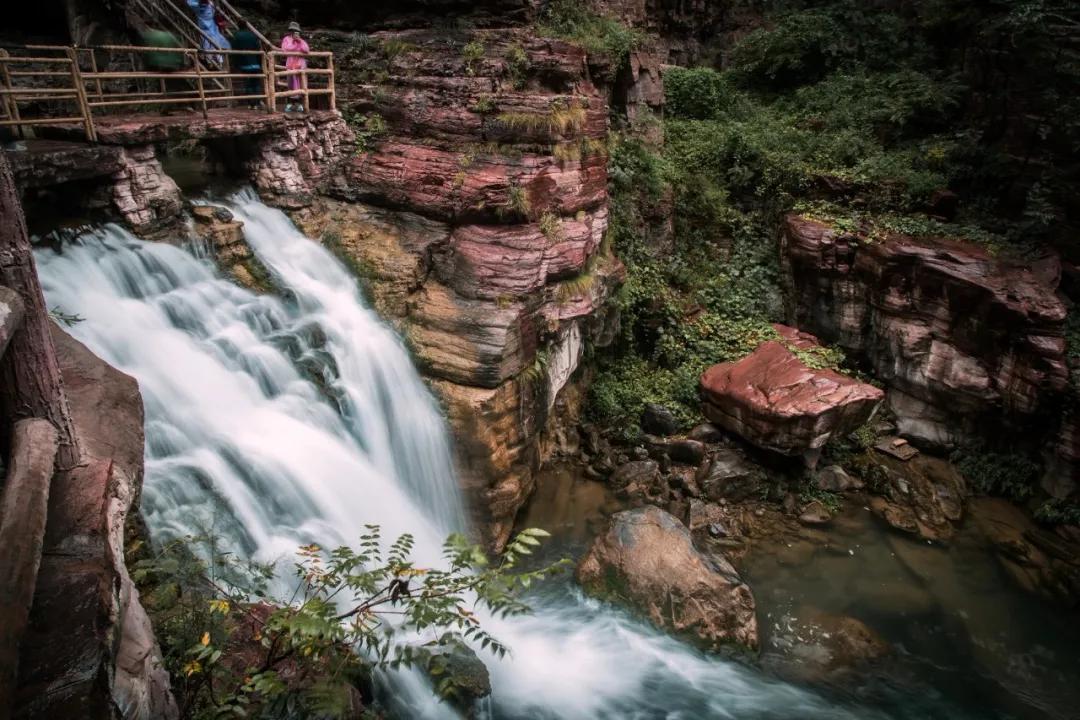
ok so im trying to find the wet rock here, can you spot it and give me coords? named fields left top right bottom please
left=687, top=422, right=724, bottom=443
left=763, top=610, right=890, bottom=684
left=577, top=506, right=758, bottom=651
left=700, top=325, right=883, bottom=466
left=696, top=449, right=766, bottom=503
left=814, top=465, right=860, bottom=492
left=798, top=500, right=833, bottom=525
left=645, top=436, right=706, bottom=466
left=867, top=454, right=966, bottom=541
left=16, top=328, right=177, bottom=719
left=641, top=402, right=679, bottom=436
left=968, top=498, right=1080, bottom=603
left=608, top=460, right=660, bottom=491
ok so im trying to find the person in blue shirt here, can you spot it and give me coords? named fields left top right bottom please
left=186, top=0, right=230, bottom=65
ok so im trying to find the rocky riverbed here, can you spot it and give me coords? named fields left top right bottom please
left=520, top=461, right=1080, bottom=720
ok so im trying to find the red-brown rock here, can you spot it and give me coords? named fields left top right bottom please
left=781, top=214, right=1069, bottom=454
left=699, top=325, right=884, bottom=462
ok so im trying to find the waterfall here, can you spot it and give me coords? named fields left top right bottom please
left=36, top=192, right=901, bottom=719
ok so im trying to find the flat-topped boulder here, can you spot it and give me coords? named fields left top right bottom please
left=699, top=325, right=883, bottom=464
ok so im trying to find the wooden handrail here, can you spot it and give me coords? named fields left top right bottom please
left=0, top=42, right=336, bottom=141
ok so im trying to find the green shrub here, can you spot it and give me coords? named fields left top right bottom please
left=135, top=527, right=565, bottom=720
left=664, top=67, right=734, bottom=120
left=952, top=446, right=1041, bottom=501
left=462, top=40, right=485, bottom=75
left=728, top=2, right=911, bottom=87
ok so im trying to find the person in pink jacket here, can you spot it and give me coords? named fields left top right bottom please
left=281, top=21, right=309, bottom=112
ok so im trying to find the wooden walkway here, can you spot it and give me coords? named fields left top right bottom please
left=0, top=44, right=337, bottom=143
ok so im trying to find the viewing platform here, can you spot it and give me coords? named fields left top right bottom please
left=0, top=43, right=337, bottom=144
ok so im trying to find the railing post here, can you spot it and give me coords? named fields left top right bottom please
left=327, top=53, right=336, bottom=111
left=265, top=51, right=275, bottom=114
left=65, top=47, right=96, bottom=142
left=0, top=50, right=24, bottom=139
left=192, top=50, right=209, bottom=119
left=301, top=62, right=309, bottom=111
left=86, top=48, right=104, bottom=102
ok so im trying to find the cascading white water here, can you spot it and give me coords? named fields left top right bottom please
left=36, top=192, right=893, bottom=719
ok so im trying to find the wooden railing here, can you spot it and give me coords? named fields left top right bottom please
left=0, top=44, right=336, bottom=142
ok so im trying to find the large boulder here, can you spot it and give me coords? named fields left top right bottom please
left=16, top=327, right=177, bottom=719
left=576, top=506, right=758, bottom=652
left=699, top=325, right=883, bottom=465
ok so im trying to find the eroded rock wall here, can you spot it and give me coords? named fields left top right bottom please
left=781, top=214, right=1073, bottom=488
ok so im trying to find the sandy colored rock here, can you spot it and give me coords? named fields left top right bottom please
left=577, top=505, right=758, bottom=652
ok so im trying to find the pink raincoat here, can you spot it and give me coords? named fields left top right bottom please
left=281, top=34, right=309, bottom=91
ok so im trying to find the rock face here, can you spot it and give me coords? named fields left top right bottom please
left=111, top=145, right=183, bottom=235
left=15, top=328, right=177, bottom=720
left=3, top=140, right=125, bottom=190
left=191, top=205, right=273, bottom=292
left=301, top=28, right=622, bottom=549
left=577, top=505, right=758, bottom=651
left=781, top=214, right=1070, bottom=464
left=699, top=325, right=884, bottom=464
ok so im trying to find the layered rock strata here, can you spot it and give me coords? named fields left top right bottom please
left=296, top=28, right=621, bottom=548
left=781, top=214, right=1072, bottom=485
left=699, top=324, right=884, bottom=465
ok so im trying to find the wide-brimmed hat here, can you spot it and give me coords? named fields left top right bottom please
left=287, top=21, right=301, bottom=32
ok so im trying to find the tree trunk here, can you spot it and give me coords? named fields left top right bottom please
left=0, top=153, right=79, bottom=468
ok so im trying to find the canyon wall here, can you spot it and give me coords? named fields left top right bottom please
left=285, top=28, right=623, bottom=549
left=781, top=214, right=1077, bottom=496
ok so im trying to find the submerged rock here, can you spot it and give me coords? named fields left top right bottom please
left=696, top=448, right=766, bottom=503
left=763, top=610, right=890, bottom=685
left=699, top=325, right=883, bottom=466
left=576, top=506, right=758, bottom=652
left=867, top=453, right=967, bottom=541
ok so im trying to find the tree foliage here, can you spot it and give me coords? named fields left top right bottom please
left=133, top=526, right=566, bottom=719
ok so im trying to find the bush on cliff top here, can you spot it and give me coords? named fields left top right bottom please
left=536, top=0, right=642, bottom=75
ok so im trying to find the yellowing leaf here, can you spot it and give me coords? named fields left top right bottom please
left=201, top=632, right=211, bottom=646
left=183, top=661, right=202, bottom=677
